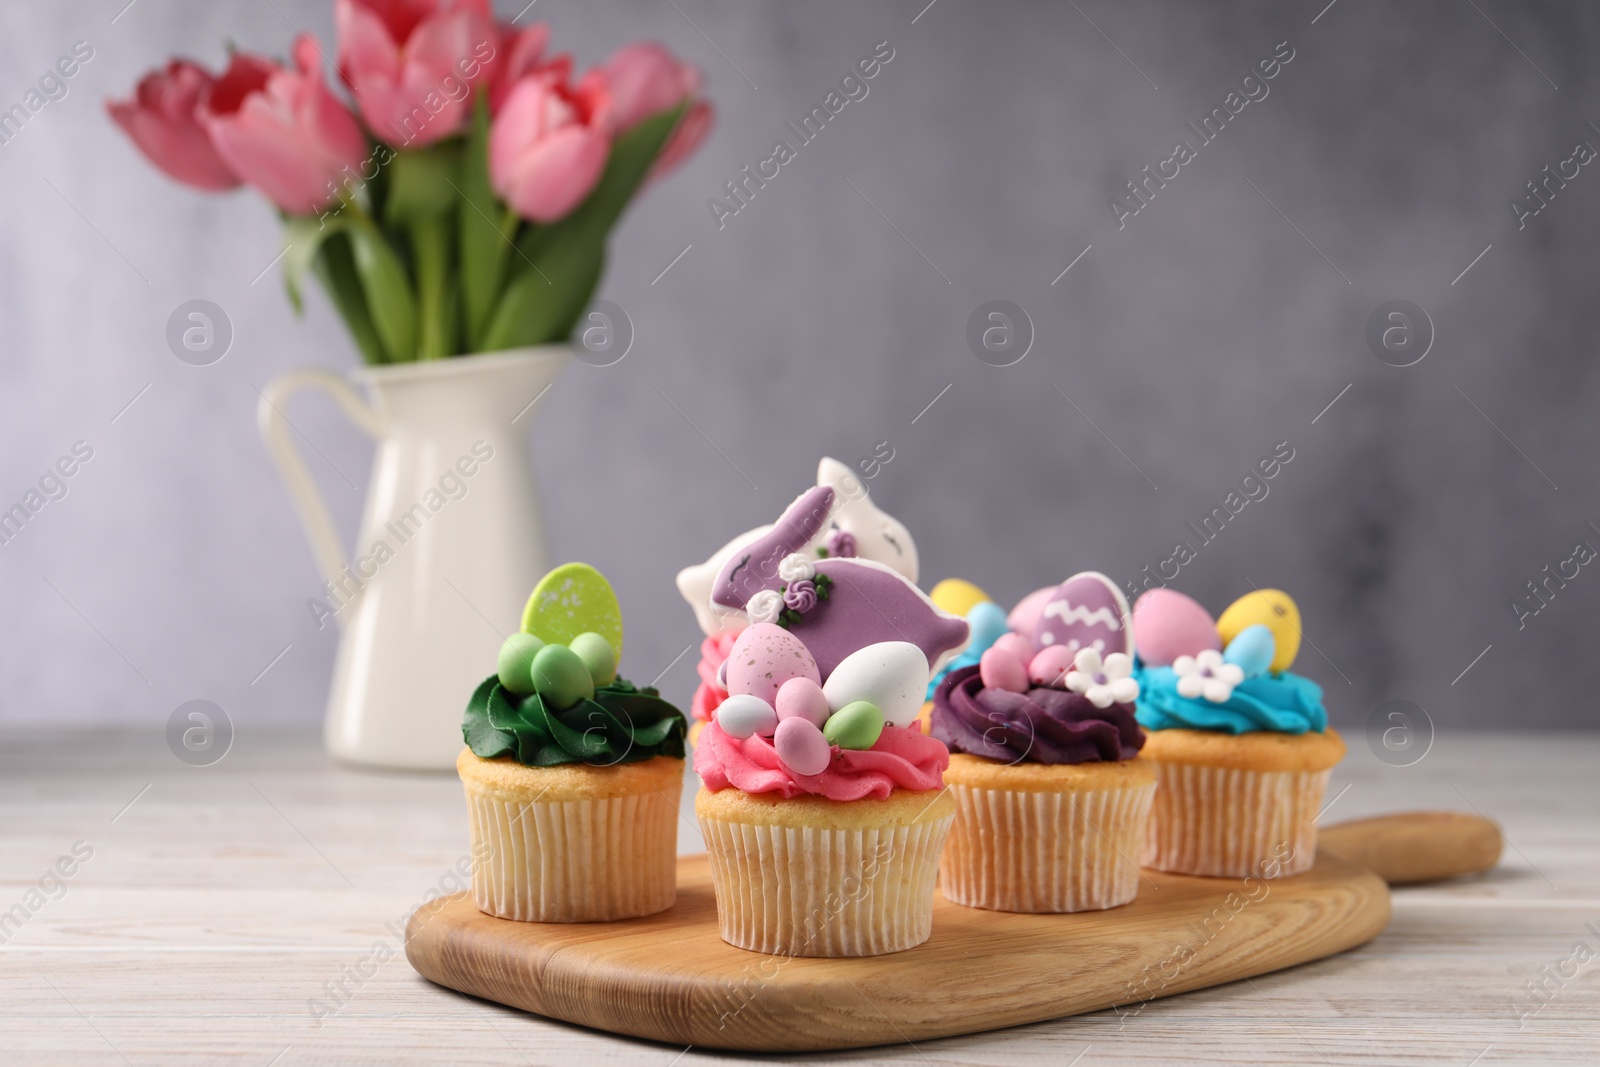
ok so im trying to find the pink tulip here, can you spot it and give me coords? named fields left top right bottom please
left=108, top=59, right=241, bottom=191
left=600, top=41, right=711, bottom=177
left=653, top=98, right=713, bottom=177
left=489, top=21, right=557, bottom=112
left=336, top=0, right=499, bottom=146
left=602, top=42, right=701, bottom=131
left=199, top=37, right=370, bottom=215
left=488, top=71, right=610, bottom=222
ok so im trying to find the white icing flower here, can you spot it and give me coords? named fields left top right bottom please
left=745, top=590, right=783, bottom=626
left=777, top=553, right=816, bottom=583
left=1173, top=649, right=1245, bottom=703
left=1065, top=648, right=1139, bottom=709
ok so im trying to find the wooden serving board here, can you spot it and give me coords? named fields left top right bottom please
left=408, top=838, right=1415, bottom=1050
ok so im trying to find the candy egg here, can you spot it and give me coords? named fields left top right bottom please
left=1027, top=645, right=1078, bottom=687
left=1032, top=572, right=1131, bottom=659
left=496, top=633, right=544, bottom=695
left=992, top=631, right=1036, bottom=664
left=716, top=693, right=778, bottom=739
left=1223, top=624, right=1276, bottom=678
left=979, top=647, right=1029, bottom=693
left=824, top=700, right=885, bottom=750
left=775, top=676, right=830, bottom=727
left=725, top=623, right=821, bottom=705
left=1131, top=588, right=1221, bottom=666
left=569, top=631, right=616, bottom=687
left=521, top=562, right=623, bottom=661
left=822, top=641, right=930, bottom=728
left=930, top=578, right=991, bottom=618
left=1217, top=589, right=1301, bottom=673
left=1006, top=586, right=1057, bottom=638
left=530, top=644, right=594, bottom=709
left=774, top=716, right=832, bottom=776
left=966, top=601, right=1009, bottom=655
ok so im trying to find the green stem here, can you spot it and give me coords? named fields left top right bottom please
left=410, top=216, right=450, bottom=360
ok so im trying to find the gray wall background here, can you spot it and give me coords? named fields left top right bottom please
left=2, top=0, right=1597, bottom=736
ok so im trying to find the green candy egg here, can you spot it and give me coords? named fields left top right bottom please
left=823, top=701, right=885, bottom=751
left=530, top=644, right=595, bottom=710
left=496, top=633, right=545, bottom=695
left=569, top=631, right=617, bottom=687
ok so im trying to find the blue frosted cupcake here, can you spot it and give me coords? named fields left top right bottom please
left=1130, top=587, right=1345, bottom=878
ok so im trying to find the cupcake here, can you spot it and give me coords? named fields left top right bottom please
left=686, top=476, right=968, bottom=957
left=457, top=563, right=688, bottom=922
left=931, top=571, right=1156, bottom=913
left=1132, top=586, right=1345, bottom=878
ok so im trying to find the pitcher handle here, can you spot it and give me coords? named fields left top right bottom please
left=256, top=369, right=389, bottom=607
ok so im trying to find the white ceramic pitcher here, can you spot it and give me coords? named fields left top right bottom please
left=258, top=347, right=567, bottom=769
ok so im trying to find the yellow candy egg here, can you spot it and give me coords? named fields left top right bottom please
left=930, top=578, right=990, bottom=618
left=1217, top=590, right=1301, bottom=673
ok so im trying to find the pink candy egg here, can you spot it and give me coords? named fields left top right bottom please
left=992, top=631, right=1035, bottom=663
left=724, top=623, right=821, bottom=705
left=773, top=716, right=832, bottom=776
left=775, top=676, right=830, bottom=727
left=1006, top=586, right=1056, bottom=638
left=1131, top=588, right=1221, bottom=666
left=979, top=647, right=1029, bottom=693
left=1028, top=645, right=1077, bottom=687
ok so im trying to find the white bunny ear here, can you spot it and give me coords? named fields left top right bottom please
left=817, top=457, right=861, bottom=504
left=813, top=457, right=919, bottom=584
left=677, top=524, right=771, bottom=636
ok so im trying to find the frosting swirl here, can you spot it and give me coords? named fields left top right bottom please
left=690, top=631, right=738, bottom=723
left=930, top=665, right=1144, bottom=764
left=694, top=721, right=947, bottom=800
left=463, top=676, right=686, bottom=766
left=1135, top=665, right=1326, bottom=735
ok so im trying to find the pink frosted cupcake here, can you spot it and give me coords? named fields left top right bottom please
left=684, top=475, right=969, bottom=957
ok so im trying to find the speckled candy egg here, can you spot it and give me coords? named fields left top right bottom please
left=725, top=623, right=821, bottom=705
left=774, top=716, right=832, bottom=776
left=1217, top=589, right=1301, bottom=673
left=1223, top=624, right=1277, bottom=678
left=1131, top=588, right=1221, bottom=666
left=774, top=676, right=830, bottom=727
left=992, top=631, right=1036, bottom=663
left=822, top=641, right=930, bottom=728
left=716, top=693, right=778, bottom=739
left=979, top=647, right=1028, bottom=693
left=1027, top=645, right=1078, bottom=687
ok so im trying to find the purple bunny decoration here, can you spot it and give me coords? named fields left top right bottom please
left=712, top=486, right=969, bottom=680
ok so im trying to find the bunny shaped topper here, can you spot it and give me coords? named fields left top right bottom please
left=710, top=485, right=968, bottom=680
left=676, top=457, right=921, bottom=637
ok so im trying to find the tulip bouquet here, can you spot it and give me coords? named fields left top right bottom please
left=110, top=1, right=711, bottom=363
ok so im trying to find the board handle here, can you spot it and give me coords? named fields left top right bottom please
left=1319, top=811, right=1502, bottom=885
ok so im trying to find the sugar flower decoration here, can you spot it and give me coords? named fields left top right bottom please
left=777, top=553, right=815, bottom=583
left=783, top=579, right=818, bottom=613
left=1173, top=649, right=1245, bottom=703
left=1064, top=648, right=1139, bottom=709
left=745, top=590, right=783, bottom=626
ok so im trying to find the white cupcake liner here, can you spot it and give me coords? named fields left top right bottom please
left=464, top=786, right=679, bottom=922
left=940, top=779, right=1156, bottom=913
left=699, top=812, right=954, bottom=957
left=1142, top=761, right=1330, bottom=878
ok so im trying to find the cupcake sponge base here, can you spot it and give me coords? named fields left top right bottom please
left=697, top=787, right=955, bottom=958
left=940, top=755, right=1156, bottom=913
left=459, top=749, right=683, bottom=922
left=1139, top=728, right=1344, bottom=879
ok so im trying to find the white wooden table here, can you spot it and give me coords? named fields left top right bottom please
left=1, top=729, right=1595, bottom=1065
